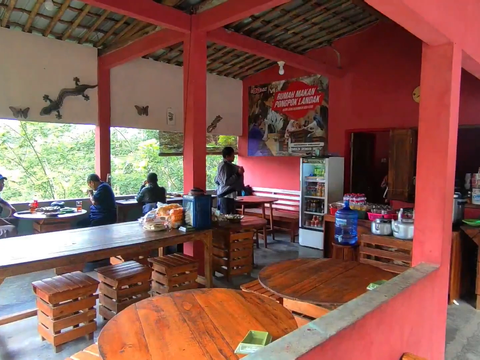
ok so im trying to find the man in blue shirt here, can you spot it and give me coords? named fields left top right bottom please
left=78, top=174, right=117, bottom=227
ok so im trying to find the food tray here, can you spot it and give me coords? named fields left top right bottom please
left=234, top=331, right=272, bottom=355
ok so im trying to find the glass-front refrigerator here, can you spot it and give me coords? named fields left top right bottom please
left=299, top=157, right=344, bottom=250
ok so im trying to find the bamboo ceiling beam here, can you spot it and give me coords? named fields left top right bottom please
left=62, top=4, right=91, bottom=40
left=95, top=15, right=128, bottom=48
left=261, top=0, right=339, bottom=41
left=118, top=21, right=145, bottom=42
left=23, top=0, right=45, bottom=33
left=235, top=1, right=292, bottom=33
left=44, top=0, right=71, bottom=37
left=214, top=53, right=250, bottom=73
left=228, top=57, right=270, bottom=78
left=238, top=59, right=274, bottom=78
left=101, top=24, right=157, bottom=55
left=79, top=9, right=110, bottom=44
left=1, top=0, right=18, bottom=28
left=156, top=43, right=183, bottom=61
left=223, top=54, right=264, bottom=77
left=206, top=49, right=237, bottom=68
left=106, top=20, right=139, bottom=46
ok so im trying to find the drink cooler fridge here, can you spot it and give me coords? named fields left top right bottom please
left=299, top=157, right=344, bottom=250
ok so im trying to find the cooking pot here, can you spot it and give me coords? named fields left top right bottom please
left=453, top=192, right=467, bottom=224
left=392, top=208, right=414, bottom=240
left=371, top=218, right=392, bottom=236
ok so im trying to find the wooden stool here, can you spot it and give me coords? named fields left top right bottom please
left=149, top=254, right=199, bottom=295
left=213, top=231, right=254, bottom=281
left=32, top=272, right=99, bottom=353
left=110, top=252, right=150, bottom=266
left=96, top=261, right=151, bottom=320
left=332, top=243, right=359, bottom=261
left=240, top=279, right=283, bottom=304
left=401, top=353, right=427, bottom=360
left=66, top=344, right=101, bottom=359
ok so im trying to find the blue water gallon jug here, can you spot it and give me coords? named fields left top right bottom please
left=334, top=201, right=358, bottom=245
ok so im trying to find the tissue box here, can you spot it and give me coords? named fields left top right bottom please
left=234, top=331, right=272, bottom=355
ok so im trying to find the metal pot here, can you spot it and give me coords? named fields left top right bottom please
left=371, top=218, right=392, bottom=236
left=392, top=208, right=414, bottom=240
left=453, top=192, right=467, bottom=224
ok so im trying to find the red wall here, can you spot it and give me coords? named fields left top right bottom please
left=239, top=21, right=480, bottom=192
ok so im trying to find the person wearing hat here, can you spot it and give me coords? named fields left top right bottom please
left=0, top=175, right=16, bottom=218
left=136, top=172, right=167, bottom=215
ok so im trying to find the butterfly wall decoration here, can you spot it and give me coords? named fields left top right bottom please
left=9, top=107, right=30, bottom=119
left=135, top=105, right=149, bottom=116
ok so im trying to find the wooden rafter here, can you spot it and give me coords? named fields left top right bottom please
left=101, top=24, right=157, bottom=55
left=227, top=57, right=269, bottom=78
left=44, top=0, right=71, bottom=37
left=62, top=4, right=91, bottom=41
left=260, top=0, right=337, bottom=41
left=79, top=9, right=110, bottom=44
left=233, top=1, right=292, bottom=33
left=241, top=60, right=275, bottom=78
left=118, top=20, right=145, bottom=42
left=223, top=54, right=265, bottom=76
left=1, top=0, right=18, bottom=28
left=95, top=15, right=128, bottom=47
left=235, top=59, right=273, bottom=78
left=104, top=19, right=138, bottom=46
left=23, top=0, right=45, bottom=33
left=216, top=53, right=253, bottom=74
left=156, top=43, right=183, bottom=61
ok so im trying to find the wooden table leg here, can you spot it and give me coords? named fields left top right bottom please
left=262, top=204, right=267, bottom=247
left=241, top=204, right=245, bottom=215
left=449, top=231, right=461, bottom=305
left=203, top=231, right=213, bottom=288
left=269, top=205, right=275, bottom=241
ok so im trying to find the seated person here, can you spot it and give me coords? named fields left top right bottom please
left=136, top=173, right=167, bottom=215
left=0, top=174, right=18, bottom=235
left=78, top=174, right=117, bottom=227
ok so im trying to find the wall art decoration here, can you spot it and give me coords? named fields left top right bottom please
left=135, top=105, right=149, bottom=116
left=40, top=77, right=97, bottom=120
left=9, top=106, right=30, bottom=119
left=207, top=115, right=223, bottom=133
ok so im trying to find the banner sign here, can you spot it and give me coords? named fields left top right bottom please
left=248, top=74, right=329, bottom=157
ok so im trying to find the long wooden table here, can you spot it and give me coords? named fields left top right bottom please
left=0, top=222, right=213, bottom=325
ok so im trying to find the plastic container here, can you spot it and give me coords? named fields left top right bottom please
left=182, top=195, right=212, bottom=230
left=473, top=189, right=480, bottom=205
left=334, top=200, right=358, bottom=245
left=235, top=331, right=272, bottom=355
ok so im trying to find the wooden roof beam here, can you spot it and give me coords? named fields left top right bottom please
left=80, top=0, right=190, bottom=33
left=62, top=4, right=91, bottom=40
left=1, top=0, right=18, bottom=27
left=194, top=0, right=292, bottom=32
left=100, top=29, right=184, bottom=69
left=44, top=0, right=71, bottom=37
left=207, top=28, right=345, bottom=77
left=79, top=10, right=110, bottom=44
left=23, top=0, right=44, bottom=33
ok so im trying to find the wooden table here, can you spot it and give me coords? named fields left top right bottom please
left=0, top=222, right=213, bottom=325
left=259, top=258, right=395, bottom=309
left=13, top=209, right=87, bottom=233
left=116, top=197, right=184, bottom=223
left=236, top=196, right=277, bottom=242
left=98, top=288, right=297, bottom=359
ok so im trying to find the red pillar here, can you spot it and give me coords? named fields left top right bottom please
left=413, top=42, right=461, bottom=358
left=182, top=28, right=207, bottom=273
left=95, top=63, right=111, bottom=181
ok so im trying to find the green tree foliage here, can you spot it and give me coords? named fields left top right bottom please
left=0, top=120, right=233, bottom=202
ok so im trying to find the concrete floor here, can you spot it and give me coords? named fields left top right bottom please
left=0, top=235, right=477, bottom=359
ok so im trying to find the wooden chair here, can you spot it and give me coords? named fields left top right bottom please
left=240, top=279, right=283, bottom=304
left=213, top=231, right=254, bottom=281
left=96, top=261, right=151, bottom=320
left=148, top=254, right=199, bottom=295
left=32, top=272, right=99, bottom=353
left=282, top=298, right=330, bottom=327
left=66, top=344, right=101, bottom=359
left=401, top=353, right=427, bottom=360
left=359, top=234, right=413, bottom=274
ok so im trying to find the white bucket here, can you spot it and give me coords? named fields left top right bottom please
left=473, top=189, right=480, bottom=205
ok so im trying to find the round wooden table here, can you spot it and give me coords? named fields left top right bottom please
left=236, top=196, right=277, bottom=245
left=259, top=258, right=395, bottom=309
left=98, top=288, right=297, bottom=360
left=14, top=209, right=87, bottom=234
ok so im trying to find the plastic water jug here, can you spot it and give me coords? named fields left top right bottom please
left=334, top=201, right=358, bottom=245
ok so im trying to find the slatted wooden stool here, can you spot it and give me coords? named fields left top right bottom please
left=149, top=254, right=199, bottom=295
left=32, top=272, right=99, bottom=353
left=65, top=344, right=101, bottom=359
left=213, top=231, right=254, bottom=281
left=96, top=261, right=151, bottom=320
left=240, top=279, right=283, bottom=304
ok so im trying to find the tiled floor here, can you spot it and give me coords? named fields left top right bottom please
left=0, top=234, right=476, bottom=359
left=0, top=235, right=320, bottom=360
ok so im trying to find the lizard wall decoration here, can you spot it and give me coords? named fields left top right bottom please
left=40, top=77, right=97, bottom=120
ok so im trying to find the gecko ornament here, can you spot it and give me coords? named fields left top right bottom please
left=40, top=77, right=97, bottom=120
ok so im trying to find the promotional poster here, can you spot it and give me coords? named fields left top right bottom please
left=247, top=74, right=329, bottom=157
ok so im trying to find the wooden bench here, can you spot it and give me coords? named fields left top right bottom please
left=242, top=187, right=300, bottom=243
left=240, top=279, right=283, bottom=304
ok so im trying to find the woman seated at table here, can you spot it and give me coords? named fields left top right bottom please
left=78, top=174, right=117, bottom=227
left=136, top=173, right=166, bottom=215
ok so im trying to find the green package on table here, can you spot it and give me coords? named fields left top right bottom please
left=235, top=331, right=272, bottom=355
left=367, top=280, right=388, bottom=291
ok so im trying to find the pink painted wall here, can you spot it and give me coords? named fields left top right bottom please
left=300, top=270, right=440, bottom=360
